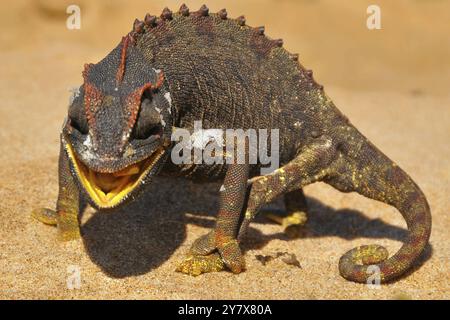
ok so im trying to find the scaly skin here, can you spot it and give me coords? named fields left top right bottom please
left=33, top=4, right=431, bottom=283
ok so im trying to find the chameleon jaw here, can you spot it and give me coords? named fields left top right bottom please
left=65, top=142, right=165, bottom=209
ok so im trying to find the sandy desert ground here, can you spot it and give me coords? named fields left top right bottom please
left=0, top=0, right=449, bottom=299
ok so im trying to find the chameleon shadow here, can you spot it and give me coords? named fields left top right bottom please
left=186, top=195, right=424, bottom=244
left=80, top=177, right=221, bottom=278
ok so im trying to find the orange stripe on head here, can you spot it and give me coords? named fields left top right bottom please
left=121, top=72, right=165, bottom=147
left=116, top=35, right=131, bottom=86
left=82, top=63, right=104, bottom=131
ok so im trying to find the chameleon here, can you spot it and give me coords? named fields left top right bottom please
left=32, top=4, right=431, bottom=283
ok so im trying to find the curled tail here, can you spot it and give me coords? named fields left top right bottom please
left=326, top=132, right=432, bottom=283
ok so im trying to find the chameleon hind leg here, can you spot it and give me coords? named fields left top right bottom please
left=177, top=163, right=249, bottom=276
left=238, top=138, right=335, bottom=241
left=32, top=143, right=81, bottom=241
left=263, top=188, right=308, bottom=238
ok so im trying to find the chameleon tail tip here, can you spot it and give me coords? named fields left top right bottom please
left=338, top=244, right=390, bottom=283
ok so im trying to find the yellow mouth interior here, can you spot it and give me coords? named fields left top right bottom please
left=66, top=143, right=164, bottom=208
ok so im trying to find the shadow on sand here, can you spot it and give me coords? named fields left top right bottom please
left=81, top=178, right=432, bottom=280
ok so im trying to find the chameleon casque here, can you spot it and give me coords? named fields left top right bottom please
left=33, top=4, right=431, bottom=283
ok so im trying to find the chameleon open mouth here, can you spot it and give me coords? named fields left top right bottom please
left=65, top=143, right=165, bottom=208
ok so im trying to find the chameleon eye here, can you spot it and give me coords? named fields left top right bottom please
left=132, top=97, right=163, bottom=140
left=68, top=91, right=89, bottom=135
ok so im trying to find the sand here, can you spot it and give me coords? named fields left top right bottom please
left=0, top=0, right=449, bottom=299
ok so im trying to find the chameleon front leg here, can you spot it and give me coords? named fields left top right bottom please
left=32, top=143, right=81, bottom=241
left=176, top=163, right=249, bottom=276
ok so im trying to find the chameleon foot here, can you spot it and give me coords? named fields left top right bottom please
left=32, top=208, right=80, bottom=241
left=31, top=208, right=58, bottom=225
left=183, top=233, right=246, bottom=275
left=265, top=210, right=308, bottom=238
left=176, top=253, right=225, bottom=276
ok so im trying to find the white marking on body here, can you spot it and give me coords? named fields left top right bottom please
left=61, top=116, right=69, bottom=130
left=323, top=138, right=333, bottom=148
left=122, top=132, right=129, bottom=142
left=83, top=135, right=92, bottom=147
left=81, top=149, right=96, bottom=161
left=80, top=137, right=96, bottom=161
left=219, top=184, right=226, bottom=192
left=160, top=116, right=166, bottom=127
left=68, top=87, right=80, bottom=104
left=164, top=92, right=172, bottom=114
left=191, top=129, right=224, bottom=150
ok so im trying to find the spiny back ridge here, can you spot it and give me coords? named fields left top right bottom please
left=124, top=4, right=323, bottom=90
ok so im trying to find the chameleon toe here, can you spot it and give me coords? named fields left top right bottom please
left=176, top=253, right=225, bottom=276
left=31, top=208, right=58, bottom=226
left=217, top=239, right=246, bottom=274
left=189, top=231, right=217, bottom=256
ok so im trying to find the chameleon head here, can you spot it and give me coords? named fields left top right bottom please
left=61, top=38, right=173, bottom=209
